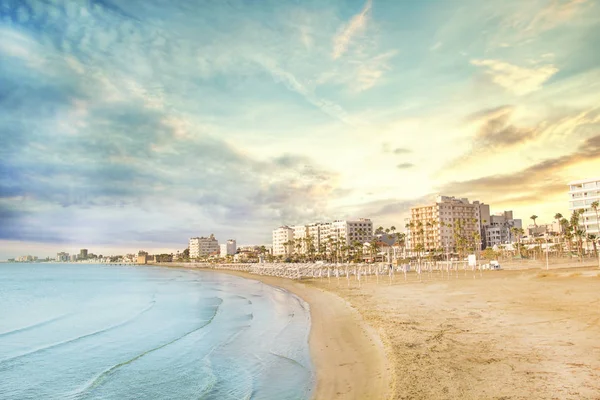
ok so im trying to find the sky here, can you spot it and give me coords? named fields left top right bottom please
left=1, top=0, right=599, bottom=259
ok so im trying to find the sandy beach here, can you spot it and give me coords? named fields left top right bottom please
left=305, top=266, right=600, bottom=400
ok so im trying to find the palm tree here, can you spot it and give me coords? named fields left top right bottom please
left=369, top=237, right=379, bottom=262
left=592, top=201, right=599, bottom=235
left=530, top=215, right=538, bottom=228
left=511, top=227, right=524, bottom=258
left=588, top=234, right=598, bottom=258
left=570, top=211, right=584, bottom=261
left=554, top=213, right=564, bottom=257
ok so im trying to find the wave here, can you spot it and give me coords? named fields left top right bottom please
left=0, top=299, right=156, bottom=366
left=268, top=351, right=309, bottom=371
left=0, top=313, right=72, bottom=338
left=69, top=298, right=223, bottom=399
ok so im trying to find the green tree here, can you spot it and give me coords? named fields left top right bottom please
left=588, top=234, right=598, bottom=258
left=530, top=215, right=538, bottom=228
left=592, top=201, right=599, bottom=235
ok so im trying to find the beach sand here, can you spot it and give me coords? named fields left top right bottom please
left=214, top=270, right=391, bottom=400
left=305, top=267, right=600, bottom=400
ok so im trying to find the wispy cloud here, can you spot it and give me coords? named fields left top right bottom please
left=525, top=0, right=590, bottom=34
left=430, top=41, right=442, bottom=51
left=396, top=162, right=414, bottom=169
left=332, top=0, right=372, bottom=59
left=471, top=59, right=558, bottom=95
left=352, top=50, right=398, bottom=92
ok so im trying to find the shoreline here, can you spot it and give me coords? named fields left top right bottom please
left=158, top=264, right=391, bottom=400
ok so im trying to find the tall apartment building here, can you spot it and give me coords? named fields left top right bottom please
left=189, top=234, right=219, bottom=258
left=484, top=211, right=522, bottom=247
left=569, top=177, right=600, bottom=235
left=219, top=239, right=237, bottom=256
left=272, top=226, right=294, bottom=256
left=79, top=249, right=88, bottom=259
left=409, top=196, right=487, bottom=252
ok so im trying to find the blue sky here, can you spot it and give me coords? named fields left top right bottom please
left=1, top=0, right=599, bottom=259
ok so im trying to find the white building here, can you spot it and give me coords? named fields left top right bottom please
left=189, top=234, right=219, bottom=258
left=331, top=219, right=373, bottom=246
left=219, top=239, right=237, bottom=256
left=272, top=226, right=294, bottom=256
left=484, top=211, right=523, bottom=247
left=56, top=252, right=69, bottom=262
left=273, top=219, right=373, bottom=256
left=293, top=225, right=309, bottom=254
left=569, top=177, right=600, bottom=235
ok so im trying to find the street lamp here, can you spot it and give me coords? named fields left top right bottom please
left=597, top=238, right=600, bottom=269
left=544, top=232, right=549, bottom=271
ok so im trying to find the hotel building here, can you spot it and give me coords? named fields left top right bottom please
left=569, top=177, right=600, bottom=235
left=189, top=234, right=220, bottom=258
left=484, top=211, right=523, bottom=247
left=272, top=219, right=373, bottom=256
left=408, top=196, right=488, bottom=252
left=331, top=219, right=373, bottom=246
left=272, top=226, right=294, bottom=256
left=219, top=239, right=237, bottom=256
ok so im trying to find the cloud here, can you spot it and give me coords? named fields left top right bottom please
left=353, top=50, right=398, bottom=92
left=438, top=134, right=600, bottom=204
left=0, top=14, right=341, bottom=247
left=430, top=41, right=442, bottom=51
left=471, top=59, right=558, bottom=95
left=332, top=0, right=372, bottom=59
left=525, top=0, right=590, bottom=34
left=393, top=147, right=412, bottom=155
left=469, top=105, right=537, bottom=148
left=396, top=163, right=414, bottom=169
left=254, top=56, right=354, bottom=124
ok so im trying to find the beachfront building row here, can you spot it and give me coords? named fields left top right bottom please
left=272, top=219, right=373, bottom=256
left=189, top=234, right=220, bottom=258
left=407, top=196, right=489, bottom=253
left=569, top=177, right=600, bottom=235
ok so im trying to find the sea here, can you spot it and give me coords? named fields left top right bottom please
left=0, top=263, right=313, bottom=399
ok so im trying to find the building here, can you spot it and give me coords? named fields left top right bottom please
left=272, top=219, right=373, bottom=256
left=272, top=226, right=294, bottom=256
left=526, top=222, right=560, bottom=238
left=331, top=219, right=373, bottom=246
left=293, top=225, right=309, bottom=253
left=569, top=177, right=600, bottom=235
left=219, top=239, right=237, bottom=256
left=189, top=235, right=220, bottom=258
left=409, top=196, right=487, bottom=253
left=137, top=251, right=148, bottom=264
left=56, top=252, right=69, bottom=262
left=70, top=254, right=78, bottom=262
left=484, top=211, right=522, bottom=247
left=79, top=249, right=88, bottom=259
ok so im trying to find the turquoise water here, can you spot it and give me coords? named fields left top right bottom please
left=0, top=263, right=313, bottom=399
